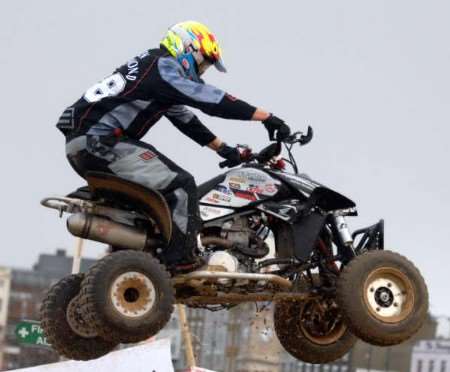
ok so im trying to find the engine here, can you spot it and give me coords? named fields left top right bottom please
left=207, top=251, right=239, bottom=273
left=201, top=214, right=271, bottom=275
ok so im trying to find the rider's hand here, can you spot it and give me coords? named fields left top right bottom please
left=262, top=114, right=291, bottom=141
left=217, top=143, right=242, bottom=167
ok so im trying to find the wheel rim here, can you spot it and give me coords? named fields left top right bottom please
left=363, top=267, right=415, bottom=323
left=110, top=271, right=156, bottom=318
left=66, top=295, right=98, bottom=338
left=299, top=298, right=347, bottom=345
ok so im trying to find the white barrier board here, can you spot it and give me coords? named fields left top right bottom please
left=12, top=339, right=174, bottom=372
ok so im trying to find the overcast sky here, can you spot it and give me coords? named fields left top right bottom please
left=1, top=0, right=449, bottom=316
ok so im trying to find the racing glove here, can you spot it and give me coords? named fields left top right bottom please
left=217, top=143, right=242, bottom=167
left=262, top=114, right=291, bottom=141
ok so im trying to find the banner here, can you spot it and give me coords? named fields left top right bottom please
left=11, top=339, right=174, bottom=372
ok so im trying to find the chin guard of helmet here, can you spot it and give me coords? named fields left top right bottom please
left=177, top=53, right=201, bottom=82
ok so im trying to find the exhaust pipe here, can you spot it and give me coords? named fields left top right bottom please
left=67, top=213, right=158, bottom=250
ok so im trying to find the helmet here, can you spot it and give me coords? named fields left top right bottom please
left=161, top=21, right=227, bottom=81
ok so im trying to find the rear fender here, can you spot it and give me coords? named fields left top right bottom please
left=86, top=172, right=172, bottom=243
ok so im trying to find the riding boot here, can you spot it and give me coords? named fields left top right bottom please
left=162, top=219, right=204, bottom=273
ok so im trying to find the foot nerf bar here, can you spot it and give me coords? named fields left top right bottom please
left=174, top=270, right=292, bottom=289
left=178, top=292, right=314, bottom=306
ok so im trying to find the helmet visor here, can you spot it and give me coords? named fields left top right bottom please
left=214, top=56, right=227, bottom=73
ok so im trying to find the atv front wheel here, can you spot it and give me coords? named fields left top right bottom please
left=336, top=250, right=428, bottom=346
left=40, top=274, right=118, bottom=360
left=274, top=277, right=357, bottom=364
left=79, top=251, right=174, bottom=343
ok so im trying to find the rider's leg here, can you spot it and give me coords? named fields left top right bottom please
left=93, top=136, right=200, bottom=264
left=109, top=139, right=201, bottom=265
left=161, top=172, right=201, bottom=265
left=66, top=135, right=201, bottom=265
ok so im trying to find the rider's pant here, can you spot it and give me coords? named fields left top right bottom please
left=65, top=135, right=200, bottom=265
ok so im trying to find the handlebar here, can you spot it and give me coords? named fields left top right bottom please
left=283, top=126, right=314, bottom=145
left=218, top=126, right=313, bottom=170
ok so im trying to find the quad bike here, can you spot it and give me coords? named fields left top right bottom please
left=40, top=127, right=428, bottom=363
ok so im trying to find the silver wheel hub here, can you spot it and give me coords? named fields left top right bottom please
left=366, top=276, right=405, bottom=318
left=110, top=271, right=156, bottom=318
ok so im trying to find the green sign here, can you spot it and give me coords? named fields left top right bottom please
left=15, top=320, right=51, bottom=347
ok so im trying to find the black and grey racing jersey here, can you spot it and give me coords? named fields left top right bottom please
left=57, top=48, right=257, bottom=146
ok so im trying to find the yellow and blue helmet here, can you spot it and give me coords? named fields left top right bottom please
left=161, top=21, right=227, bottom=81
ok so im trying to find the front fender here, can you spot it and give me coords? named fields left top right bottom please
left=308, top=187, right=356, bottom=213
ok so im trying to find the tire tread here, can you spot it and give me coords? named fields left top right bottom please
left=40, top=274, right=117, bottom=360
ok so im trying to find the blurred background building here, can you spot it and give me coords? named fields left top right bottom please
left=0, top=249, right=95, bottom=371
left=0, top=268, right=11, bottom=370
left=410, top=340, right=450, bottom=372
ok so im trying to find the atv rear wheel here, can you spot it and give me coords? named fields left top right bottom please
left=336, top=250, right=428, bottom=346
left=79, top=251, right=174, bottom=343
left=274, top=276, right=357, bottom=364
left=40, top=274, right=118, bottom=360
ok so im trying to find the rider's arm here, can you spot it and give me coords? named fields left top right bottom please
left=207, top=137, right=223, bottom=151
left=252, top=108, right=271, bottom=121
left=155, top=57, right=269, bottom=122
left=165, top=105, right=217, bottom=146
left=165, top=106, right=230, bottom=154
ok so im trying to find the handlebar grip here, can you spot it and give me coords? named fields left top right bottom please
left=219, top=160, right=231, bottom=168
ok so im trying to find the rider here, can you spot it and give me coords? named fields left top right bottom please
left=56, top=21, right=291, bottom=270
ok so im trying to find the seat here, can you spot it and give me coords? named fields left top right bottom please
left=66, top=186, right=93, bottom=200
